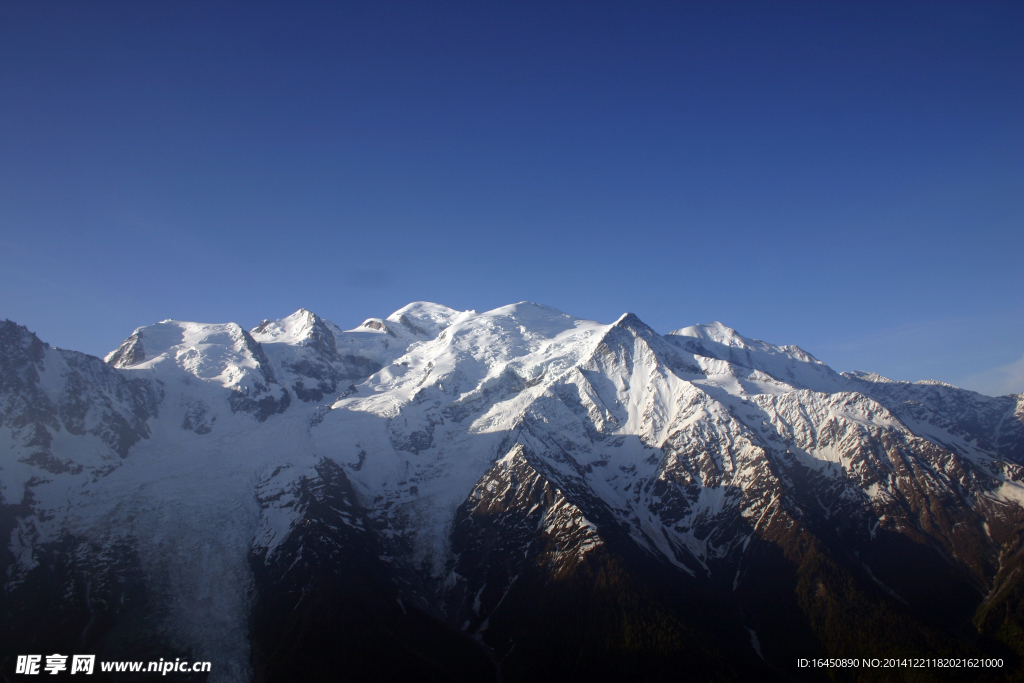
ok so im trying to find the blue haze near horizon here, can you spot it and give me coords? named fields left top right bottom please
left=1, top=1, right=1021, bottom=396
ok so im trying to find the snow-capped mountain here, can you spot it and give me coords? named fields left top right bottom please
left=2, top=303, right=1023, bottom=682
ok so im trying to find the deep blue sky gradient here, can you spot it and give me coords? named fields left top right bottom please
left=1, top=1, right=1022, bottom=394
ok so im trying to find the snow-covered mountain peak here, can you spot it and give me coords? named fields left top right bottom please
left=103, top=328, right=144, bottom=367
left=105, top=320, right=275, bottom=394
left=843, top=370, right=896, bottom=383
left=472, top=301, right=583, bottom=335
left=916, top=378, right=960, bottom=389
left=608, top=311, right=662, bottom=337
left=666, top=322, right=839, bottom=393
left=250, top=309, right=336, bottom=346
left=385, top=302, right=468, bottom=338
left=844, top=372, right=960, bottom=392
left=356, top=318, right=396, bottom=335
left=671, top=320, right=744, bottom=346
left=348, top=302, right=606, bottom=405
left=584, top=311, right=686, bottom=378
left=669, top=321, right=823, bottom=363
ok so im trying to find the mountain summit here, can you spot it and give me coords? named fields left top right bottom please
left=2, top=304, right=1023, bottom=682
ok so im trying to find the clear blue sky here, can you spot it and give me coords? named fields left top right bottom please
left=1, top=1, right=1021, bottom=395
